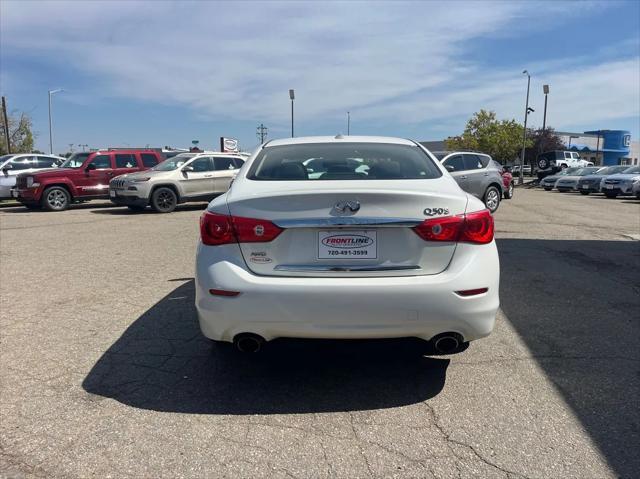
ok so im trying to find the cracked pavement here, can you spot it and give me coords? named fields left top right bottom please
left=1, top=190, right=639, bottom=478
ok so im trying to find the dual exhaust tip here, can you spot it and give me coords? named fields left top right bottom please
left=232, top=332, right=463, bottom=354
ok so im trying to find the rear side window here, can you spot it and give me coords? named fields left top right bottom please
left=248, top=143, right=442, bottom=181
left=115, top=153, right=137, bottom=168
left=463, top=154, right=485, bottom=170
left=89, top=155, right=112, bottom=169
left=233, top=158, right=245, bottom=168
left=36, top=156, right=57, bottom=168
left=140, top=153, right=158, bottom=167
left=214, top=157, right=238, bottom=171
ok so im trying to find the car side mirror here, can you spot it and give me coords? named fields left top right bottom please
left=85, top=163, right=97, bottom=171
left=182, top=165, right=194, bottom=173
left=2, top=164, right=12, bottom=175
left=445, top=164, right=455, bottom=172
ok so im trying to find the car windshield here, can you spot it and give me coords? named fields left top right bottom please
left=622, top=166, right=640, bottom=174
left=248, top=143, right=442, bottom=181
left=575, top=167, right=600, bottom=176
left=559, top=167, right=580, bottom=176
left=59, top=152, right=91, bottom=168
left=597, top=166, right=629, bottom=175
left=0, top=154, right=16, bottom=166
left=152, top=154, right=196, bottom=171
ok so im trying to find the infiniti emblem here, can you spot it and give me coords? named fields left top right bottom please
left=334, top=200, right=360, bottom=213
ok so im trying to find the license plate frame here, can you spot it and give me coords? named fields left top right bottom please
left=109, top=190, right=116, bottom=198
left=318, top=230, right=377, bottom=260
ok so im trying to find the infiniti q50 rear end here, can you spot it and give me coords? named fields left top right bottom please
left=194, top=136, right=499, bottom=352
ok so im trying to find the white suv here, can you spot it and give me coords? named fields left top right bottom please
left=0, top=153, right=64, bottom=199
left=109, top=152, right=245, bottom=212
left=536, top=150, right=593, bottom=173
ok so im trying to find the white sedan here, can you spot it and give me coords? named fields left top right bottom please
left=195, top=136, right=499, bottom=354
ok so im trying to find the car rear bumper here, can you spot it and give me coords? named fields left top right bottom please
left=195, top=241, right=500, bottom=344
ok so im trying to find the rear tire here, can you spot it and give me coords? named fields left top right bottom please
left=483, top=186, right=501, bottom=213
left=503, top=182, right=514, bottom=199
left=151, top=187, right=177, bottom=213
left=41, top=186, right=71, bottom=211
left=580, top=191, right=590, bottom=195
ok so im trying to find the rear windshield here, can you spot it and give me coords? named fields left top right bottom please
left=247, top=143, right=442, bottom=181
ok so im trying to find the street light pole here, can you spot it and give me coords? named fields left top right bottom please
left=48, top=89, right=63, bottom=154
left=289, top=89, right=295, bottom=138
left=347, top=111, right=350, bottom=135
left=519, top=71, right=531, bottom=185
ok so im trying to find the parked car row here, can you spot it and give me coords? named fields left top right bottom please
left=9, top=149, right=246, bottom=212
left=539, top=165, right=640, bottom=198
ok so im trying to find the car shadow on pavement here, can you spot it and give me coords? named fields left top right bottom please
left=90, top=203, right=209, bottom=215
left=497, top=238, right=640, bottom=479
left=0, top=202, right=119, bottom=213
left=82, top=279, right=450, bottom=414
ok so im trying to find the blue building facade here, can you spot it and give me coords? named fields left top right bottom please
left=583, top=130, right=631, bottom=166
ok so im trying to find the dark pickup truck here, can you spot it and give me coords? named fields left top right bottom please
left=14, top=150, right=164, bottom=211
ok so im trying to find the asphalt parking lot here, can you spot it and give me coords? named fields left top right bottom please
left=1, top=189, right=639, bottom=479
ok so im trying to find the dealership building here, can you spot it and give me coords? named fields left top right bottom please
left=555, top=130, right=638, bottom=166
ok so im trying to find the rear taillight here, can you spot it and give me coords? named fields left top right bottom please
left=200, top=212, right=234, bottom=245
left=412, top=209, right=494, bottom=245
left=200, top=211, right=283, bottom=246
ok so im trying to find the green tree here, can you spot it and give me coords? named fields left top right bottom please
left=446, top=110, right=529, bottom=164
left=524, top=127, right=564, bottom=164
left=0, top=111, right=35, bottom=154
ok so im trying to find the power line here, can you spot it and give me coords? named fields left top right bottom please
left=256, top=123, right=268, bottom=143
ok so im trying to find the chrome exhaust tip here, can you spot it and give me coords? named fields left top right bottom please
left=432, top=333, right=463, bottom=354
left=233, top=333, right=265, bottom=353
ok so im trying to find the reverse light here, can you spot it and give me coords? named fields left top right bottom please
left=200, top=211, right=283, bottom=246
left=413, top=209, right=494, bottom=245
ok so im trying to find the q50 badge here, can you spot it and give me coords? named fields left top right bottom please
left=424, top=207, right=449, bottom=217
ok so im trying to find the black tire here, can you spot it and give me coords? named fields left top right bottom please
left=41, top=186, right=71, bottom=211
left=604, top=192, right=618, bottom=199
left=580, top=191, right=590, bottom=195
left=127, top=205, right=146, bottom=212
left=544, top=187, right=552, bottom=191
left=560, top=164, right=568, bottom=170
left=483, top=186, right=501, bottom=213
left=150, top=187, right=177, bottom=213
left=503, top=182, right=514, bottom=199
left=537, top=157, right=549, bottom=170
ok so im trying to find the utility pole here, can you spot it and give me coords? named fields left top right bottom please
left=68, top=143, right=74, bottom=153
left=256, top=123, right=268, bottom=143
left=519, top=70, right=531, bottom=185
left=1, top=96, right=10, bottom=154
left=289, top=89, right=295, bottom=138
left=48, top=89, right=63, bottom=154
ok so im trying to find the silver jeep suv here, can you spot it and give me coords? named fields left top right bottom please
left=109, top=152, right=244, bottom=212
left=433, top=151, right=504, bottom=212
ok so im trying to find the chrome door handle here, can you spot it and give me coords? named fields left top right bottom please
left=483, top=172, right=489, bottom=176
left=204, top=174, right=213, bottom=178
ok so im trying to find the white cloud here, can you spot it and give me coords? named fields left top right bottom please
left=1, top=0, right=637, bottom=137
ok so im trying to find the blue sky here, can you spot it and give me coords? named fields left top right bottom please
left=1, top=0, right=638, bottom=154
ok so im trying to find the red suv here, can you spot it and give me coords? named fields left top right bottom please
left=15, top=149, right=164, bottom=211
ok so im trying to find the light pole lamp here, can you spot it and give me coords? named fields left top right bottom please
left=289, top=89, right=295, bottom=138
left=519, top=71, right=531, bottom=185
left=48, top=89, right=64, bottom=154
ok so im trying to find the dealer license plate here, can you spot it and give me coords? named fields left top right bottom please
left=606, top=184, right=614, bottom=189
left=318, top=230, right=377, bottom=259
left=109, top=190, right=116, bottom=198
left=581, top=185, right=588, bottom=189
